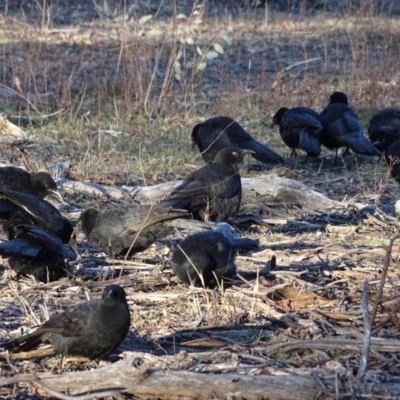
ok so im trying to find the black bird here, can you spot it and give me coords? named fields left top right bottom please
left=0, top=166, right=63, bottom=202
left=170, top=224, right=238, bottom=288
left=272, top=107, right=323, bottom=161
left=191, top=116, right=284, bottom=164
left=79, top=204, right=211, bottom=256
left=372, top=131, right=400, bottom=184
left=1, top=284, right=131, bottom=359
left=368, top=108, right=400, bottom=152
left=320, top=92, right=380, bottom=163
left=0, top=226, right=68, bottom=282
left=0, top=188, right=73, bottom=243
left=162, top=147, right=251, bottom=222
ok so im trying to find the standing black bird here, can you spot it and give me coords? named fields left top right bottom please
left=0, top=226, right=68, bottom=282
left=191, top=116, right=284, bottom=164
left=368, top=108, right=400, bottom=152
left=79, top=204, right=211, bottom=256
left=372, top=131, right=400, bottom=184
left=170, top=224, right=238, bottom=288
left=320, top=92, right=380, bottom=163
left=1, top=284, right=131, bottom=359
left=162, top=147, right=251, bottom=222
left=272, top=107, right=323, bottom=161
left=0, top=167, right=63, bottom=202
left=0, top=188, right=73, bottom=243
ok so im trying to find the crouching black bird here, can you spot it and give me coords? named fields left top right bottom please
left=0, top=166, right=63, bottom=202
left=191, top=116, right=284, bottom=164
left=79, top=204, right=211, bottom=256
left=0, top=226, right=68, bottom=282
left=170, top=224, right=238, bottom=288
left=320, top=92, right=380, bottom=163
left=1, top=284, right=130, bottom=359
left=272, top=107, right=323, bottom=161
left=162, top=147, right=251, bottom=222
left=372, top=131, right=400, bottom=184
left=368, top=108, right=400, bottom=152
left=0, top=188, right=73, bottom=243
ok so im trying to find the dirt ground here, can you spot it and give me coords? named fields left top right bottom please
left=1, top=1, right=400, bottom=399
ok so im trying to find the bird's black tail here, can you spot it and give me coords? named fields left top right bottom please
left=299, top=130, right=321, bottom=157
left=241, top=140, right=284, bottom=164
left=347, top=134, right=381, bottom=156
left=2, top=330, right=43, bottom=352
left=233, top=238, right=259, bottom=251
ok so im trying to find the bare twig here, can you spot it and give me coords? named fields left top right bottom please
left=370, top=234, right=400, bottom=327
left=357, top=279, right=371, bottom=378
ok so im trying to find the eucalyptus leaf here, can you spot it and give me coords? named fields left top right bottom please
left=139, top=15, right=153, bottom=25
left=206, top=51, right=219, bottom=60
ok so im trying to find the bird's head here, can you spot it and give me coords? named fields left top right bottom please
left=271, top=107, right=289, bottom=126
left=329, top=91, right=349, bottom=105
left=214, top=147, right=254, bottom=169
left=102, top=284, right=127, bottom=304
left=31, top=172, right=64, bottom=202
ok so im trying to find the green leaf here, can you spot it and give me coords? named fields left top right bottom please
left=177, top=13, right=187, bottom=19
left=196, top=62, right=207, bottom=71
left=103, top=0, right=111, bottom=16
left=139, top=15, right=153, bottom=24
left=214, top=43, right=224, bottom=54
left=206, top=51, right=219, bottom=60
left=196, top=46, right=203, bottom=56
left=149, top=29, right=163, bottom=36
left=221, top=33, right=232, bottom=45
left=186, top=37, right=194, bottom=45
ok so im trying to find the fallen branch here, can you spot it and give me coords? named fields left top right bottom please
left=3, top=356, right=400, bottom=399
left=57, top=174, right=337, bottom=209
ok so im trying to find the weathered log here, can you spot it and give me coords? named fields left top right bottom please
left=57, top=174, right=337, bottom=209
left=2, top=357, right=322, bottom=399
left=3, top=356, right=400, bottom=399
left=0, top=115, right=27, bottom=139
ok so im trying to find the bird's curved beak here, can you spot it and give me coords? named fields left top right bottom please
left=47, top=189, right=65, bottom=204
left=240, top=149, right=255, bottom=155
left=371, top=141, right=380, bottom=148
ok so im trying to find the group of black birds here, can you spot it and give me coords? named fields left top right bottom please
left=2, top=90, right=400, bottom=360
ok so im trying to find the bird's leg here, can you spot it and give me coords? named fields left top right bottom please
left=58, top=355, right=64, bottom=372
left=342, top=147, right=351, bottom=157
left=334, top=149, right=339, bottom=166
left=290, top=149, right=297, bottom=158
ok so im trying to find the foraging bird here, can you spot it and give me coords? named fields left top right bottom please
left=0, top=167, right=63, bottom=202
left=372, top=131, right=400, bottom=184
left=191, top=116, right=284, bottom=164
left=79, top=204, right=211, bottom=256
left=0, top=188, right=73, bottom=244
left=162, top=147, right=251, bottom=222
left=170, top=224, right=239, bottom=288
left=272, top=106, right=322, bottom=161
left=368, top=108, right=400, bottom=152
left=320, top=92, right=380, bottom=162
left=0, top=226, right=68, bottom=282
left=1, top=284, right=131, bottom=359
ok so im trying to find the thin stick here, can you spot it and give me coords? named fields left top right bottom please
left=357, top=279, right=371, bottom=378
left=370, top=234, right=400, bottom=326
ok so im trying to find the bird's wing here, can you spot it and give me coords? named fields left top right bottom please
left=0, top=238, right=42, bottom=259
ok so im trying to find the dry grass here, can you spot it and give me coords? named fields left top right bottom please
left=1, top=1, right=400, bottom=399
